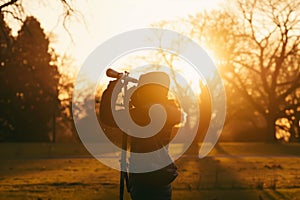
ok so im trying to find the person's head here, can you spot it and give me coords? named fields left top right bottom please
left=131, top=72, right=170, bottom=107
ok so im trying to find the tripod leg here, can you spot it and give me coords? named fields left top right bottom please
left=125, top=171, right=130, bottom=192
left=120, top=133, right=128, bottom=200
left=120, top=171, right=125, bottom=200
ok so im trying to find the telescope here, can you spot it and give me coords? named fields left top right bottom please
left=106, top=68, right=138, bottom=83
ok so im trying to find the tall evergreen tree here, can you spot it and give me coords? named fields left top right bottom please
left=0, top=16, right=60, bottom=142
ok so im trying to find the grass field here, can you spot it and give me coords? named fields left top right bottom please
left=1, top=143, right=300, bottom=200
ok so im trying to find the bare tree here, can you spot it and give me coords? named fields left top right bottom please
left=153, top=0, right=300, bottom=141
left=229, top=0, right=300, bottom=140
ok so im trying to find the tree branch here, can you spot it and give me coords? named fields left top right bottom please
left=278, top=76, right=300, bottom=102
left=1, top=9, right=22, bottom=21
left=0, top=0, right=18, bottom=11
left=232, top=59, right=261, bottom=74
left=225, top=73, right=265, bottom=115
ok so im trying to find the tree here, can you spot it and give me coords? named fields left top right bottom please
left=151, top=0, right=300, bottom=142
left=53, top=53, right=80, bottom=142
left=0, top=16, right=60, bottom=141
left=187, top=10, right=268, bottom=141
left=0, top=1, right=84, bottom=142
left=229, top=0, right=300, bottom=140
left=187, top=0, right=300, bottom=141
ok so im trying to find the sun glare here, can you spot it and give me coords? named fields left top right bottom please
left=23, top=0, right=224, bottom=67
left=14, top=0, right=226, bottom=81
left=100, top=49, right=206, bottom=97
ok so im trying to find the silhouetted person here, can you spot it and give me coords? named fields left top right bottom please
left=128, top=72, right=181, bottom=200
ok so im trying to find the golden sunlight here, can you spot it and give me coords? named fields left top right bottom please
left=19, top=0, right=225, bottom=70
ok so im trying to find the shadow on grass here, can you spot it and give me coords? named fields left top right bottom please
left=174, top=143, right=300, bottom=200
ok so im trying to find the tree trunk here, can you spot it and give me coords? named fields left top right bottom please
left=264, top=114, right=277, bottom=142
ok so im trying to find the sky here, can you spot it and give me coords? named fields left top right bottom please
left=3, top=0, right=229, bottom=95
left=18, top=0, right=225, bottom=67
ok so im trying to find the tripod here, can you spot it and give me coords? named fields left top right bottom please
left=106, top=68, right=138, bottom=200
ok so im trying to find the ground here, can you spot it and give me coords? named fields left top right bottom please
left=0, top=143, right=300, bottom=200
